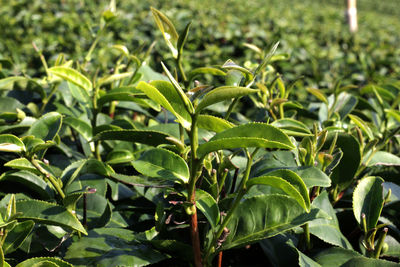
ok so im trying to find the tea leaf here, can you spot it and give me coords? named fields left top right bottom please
left=92, top=129, right=176, bottom=147
left=137, top=81, right=191, bottom=129
left=196, top=189, right=220, bottom=229
left=16, top=199, right=87, bottom=235
left=0, top=171, right=54, bottom=199
left=15, top=257, right=73, bottom=267
left=247, top=175, right=309, bottom=212
left=65, top=228, right=166, bottom=266
left=0, top=76, right=26, bottom=90
left=49, top=67, right=92, bottom=92
left=27, top=112, right=62, bottom=142
left=197, top=123, right=294, bottom=158
left=220, top=195, right=327, bottom=251
left=309, top=191, right=352, bottom=249
left=306, top=88, right=328, bottom=104
left=64, top=117, right=92, bottom=141
left=353, top=176, right=384, bottom=230
left=187, top=67, right=226, bottom=82
left=0, top=134, right=25, bottom=153
left=271, top=119, right=312, bottom=136
left=151, top=7, right=179, bottom=58
left=348, top=114, right=374, bottom=140
left=195, top=86, right=259, bottom=113
left=2, top=220, right=34, bottom=254
left=197, top=115, right=234, bottom=133
left=132, top=148, right=189, bottom=184
left=367, top=151, right=400, bottom=166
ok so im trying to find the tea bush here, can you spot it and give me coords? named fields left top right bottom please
left=0, top=1, right=400, bottom=266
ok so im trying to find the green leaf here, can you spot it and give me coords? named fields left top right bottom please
left=197, top=115, right=234, bottom=133
left=260, top=169, right=310, bottom=211
left=187, top=67, right=226, bottom=82
left=348, top=114, right=374, bottom=140
left=97, top=86, right=142, bottom=108
left=92, top=129, right=176, bottom=146
left=291, top=167, right=332, bottom=188
left=136, top=81, right=191, bottom=129
left=64, top=228, right=167, bottom=267
left=22, top=136, right=55, bottom=154
left=323, top=133, right=360, bottom=190
left=222, top=60, right=254, bottom=82
left=27, top=112, right=62, bottom=142
left=15, top=257, right=73, bottom=267
left=247, top=175, right=309, bottom=212
left=309, top=191, right=352, bottom=249
left=197, top=123, right=295, bottom=158
left=63, top=117, right=92, bottom=141
left=4, top=158, right=39, bottom=174
left=160, top=62, right=194, bottom=114
left=65, top=81, right=91, bottom=104
left=0, top=134, right=25, bottom=153
left=110, top=173, right=173, bottom=188
left=97, top=72, right=133, bottom=87
left=220, top=194, right=327, bottom=251
left=0, top=76, right=26, bottom=90
left=361, top=84, right=395, bottom=101
left=271, top=119, right=312, bottom=137
left=353, top=176, right=384, bottom=230
left=307, top=88, right=328, bottom=104
left=314, top=247, right=398, bottom=267
left=49, top=67, right=92, bottom=92
left=151, top=7, right=179, bottom=58
left=367, top=151, right=400, bottom=166
left=195, top=189, right=220, bottom=229
left=0, top=171, right=54, bottom=199
left=3, top=220, right=34, bottom=254
left=333, top=93, right=358, bottom=120
left=106, top=150, right=135, bottom=165
left=195, top=86, right=258, bottom=113
left=16, top=200, right=87, bottom=235
left=177, top=22, right=191, bottom=56
left=132, top=148, right=189, bottom=183
left=254, top=41, right=279, bottom=77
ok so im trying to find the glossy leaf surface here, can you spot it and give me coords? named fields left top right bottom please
left=353, top=176, right=384, bottom=230
left=132, top=148, right=189, bottom=183
left=197, top=123, right=295, bottom=158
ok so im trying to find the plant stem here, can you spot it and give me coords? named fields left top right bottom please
left=374, top=227, right=388, bottom=259
left=187, top=114, right=203, bottom=267
left=30, top=158, right=65, bottom=199
left=204, top=148, right=259, bottom=262
left=224, top=98, right=240, bottom=120
left=302, top=223, right=311, bottom=250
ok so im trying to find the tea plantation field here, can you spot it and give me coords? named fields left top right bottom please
left=1, top=0, right=400, bottom=266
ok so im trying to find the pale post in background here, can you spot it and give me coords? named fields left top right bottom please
left=346, top=0, right=358, bottom=33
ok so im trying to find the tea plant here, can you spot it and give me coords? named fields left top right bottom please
left=0, top=3, right=400, bottom=267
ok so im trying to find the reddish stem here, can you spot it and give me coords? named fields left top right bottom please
left=190, top=207, right=203, bottom=267
left=218, top=251, right=223, bottom=267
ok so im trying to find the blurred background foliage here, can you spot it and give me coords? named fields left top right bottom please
left=0, top=0, right=399, bottom=88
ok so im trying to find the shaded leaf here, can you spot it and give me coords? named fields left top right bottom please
left=353, top=176, right=384, bottom=230
left=367, top=151, right=400, bottom=166
left=92, top=129, right=175, bottom=147
left=309, top=191, right=352, bottom=249
left=63, top=117, right=92, bottom=141
left=3, top=220, right=34, bottom=254
left=27, top=112, right=62, bottom=142
left=64, top=228, right=167, bottom=267
left=196, top=189, right=220, bottom=229
left=187, top=67, right=226, bottom=82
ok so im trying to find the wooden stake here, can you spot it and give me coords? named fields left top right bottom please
left=346, top=0, right=358, bottom=33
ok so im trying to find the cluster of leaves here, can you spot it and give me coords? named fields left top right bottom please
left=0, top=2, right=400, bottom=267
